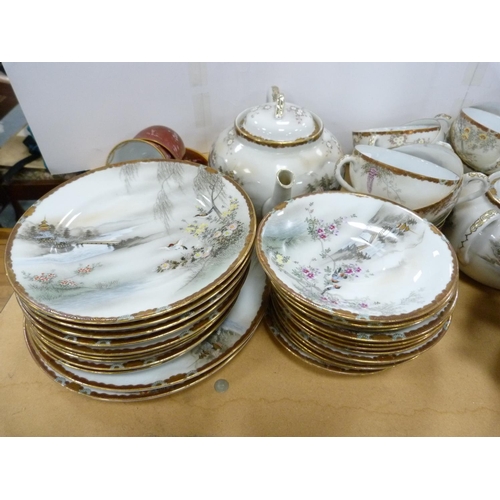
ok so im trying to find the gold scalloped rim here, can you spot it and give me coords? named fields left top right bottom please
left=5, top=159, right=256, bottom=325
left=256, top=191, right=459, bottom=326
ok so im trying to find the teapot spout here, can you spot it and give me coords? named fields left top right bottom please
left=262, top=169, right=295, bottom=217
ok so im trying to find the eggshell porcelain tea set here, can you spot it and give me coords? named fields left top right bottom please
left=6, top=86, right=500, bottom=398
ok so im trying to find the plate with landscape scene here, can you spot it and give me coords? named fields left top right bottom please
left=6, top=160, right=256, bottom=324
left=256, top=192, right=458, bottom=325
left=23, top=253, right=268, bottom=398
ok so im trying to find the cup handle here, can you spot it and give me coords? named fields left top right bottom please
left=459, top=209, right=500, bottom=264
left=335, top=154, right=357, bottom=192
left=368, top=135, right=380, bottom=146
left=456, top=172, right=490, bottom=205
left=435, top=140, right=453, bottom=150
left=434, top=113, right=453, bottom=136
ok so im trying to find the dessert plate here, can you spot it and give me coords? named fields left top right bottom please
left=25, top=325, right=253, bottom=401
left=24, top=254, right=268, bottom=396
left=19, top=270, right=245, bottom=353
left=271, top=282, right=458, bottom=344
left=27, top=309, right=229, bottom=372
left=7, top=160, right=256, bottom=323
left=273, top=302, right=452, bottom=367
left=266, top=312, right=386, bottom=376
left=18, top=251, right=252, bottom=335
left=257, top=192, right=458, bottom=325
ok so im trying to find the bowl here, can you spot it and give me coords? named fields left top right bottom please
left=106, top=139, right=172, bottom=165
left=183, top=148, right=208, bottom=166
left=134, top=125, right=186, bottom=160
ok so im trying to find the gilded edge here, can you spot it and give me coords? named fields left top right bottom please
left=459, top=209, right=498, bottom=251
left=356, top=151, right=458, bottom=186
left=353, top=125, right=440, bottom=137
left=461, top=110, right=500, bottom=139
left=235, top=113, right=324, bottom=148
left=255, top=191, right=459, bottom=325
left=22, top=280, right=270, bottom=399
left=5, top=160, right=257, bottom=325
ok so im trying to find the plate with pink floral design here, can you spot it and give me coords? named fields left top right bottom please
left=6, top=160, right=256, bottom=324
left=256, top=192, right=458, bottom=324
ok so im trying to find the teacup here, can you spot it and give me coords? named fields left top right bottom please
left=449, top=106, right=500, bottom=174
left=352, top=116, right=448, bottom=149
left=394, top=142, right=463, bottom=177
left=335, top=145, right=461, bottom=210
left=470, top=102, right=500, bottom=116
left=414, top=171, right=489, bottom=227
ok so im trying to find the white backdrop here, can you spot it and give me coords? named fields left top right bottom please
left=4, top=62, right=500, bottom=174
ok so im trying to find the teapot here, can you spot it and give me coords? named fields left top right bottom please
left=208, top=86, right=343, bottom=218
left=442, top=171, right=500, bottom=289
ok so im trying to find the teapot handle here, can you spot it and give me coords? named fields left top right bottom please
left=455, top=172, right=490, bottom=206
left=266, top=86, right=285, bottom=119
left=489, top=170, right=500, bottom=184
left=459, top=209, right=500, bottom=264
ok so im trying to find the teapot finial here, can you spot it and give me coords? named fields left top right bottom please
left=270, top=85, right=285, bottom=119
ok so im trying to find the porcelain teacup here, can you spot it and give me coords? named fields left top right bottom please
left=335, top=145, right=461, bottom=210
left=414, top=171, right=489, bottom=227
left=449, top=106, right=500, bottom=174
left=352, top=116, right=448, bottom=149
left=394, top=142, right=463, bottom=177
left=469, top=102, right=500, bottom=116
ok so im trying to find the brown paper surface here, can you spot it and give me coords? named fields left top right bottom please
left=1, top=272, right=500, bottom=437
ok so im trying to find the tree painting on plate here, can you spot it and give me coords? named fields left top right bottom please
left=264, top=201, right=426, bottom=316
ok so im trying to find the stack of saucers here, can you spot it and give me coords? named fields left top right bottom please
left=256, top=191, right=459, bottom=375
left=6, top=160, right=265, bottom=400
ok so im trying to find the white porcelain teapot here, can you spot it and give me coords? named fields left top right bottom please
left=442, top=171, right=500, bottom=288
left=208, top=86, right=343, bottom=218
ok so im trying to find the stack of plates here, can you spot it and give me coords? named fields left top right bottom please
left=256, top=191, right=459, bottom=375
left=6, top=160, right=265, bottom=400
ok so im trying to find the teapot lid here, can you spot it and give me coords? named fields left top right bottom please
left=234, top=86, right=323, bottom=147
